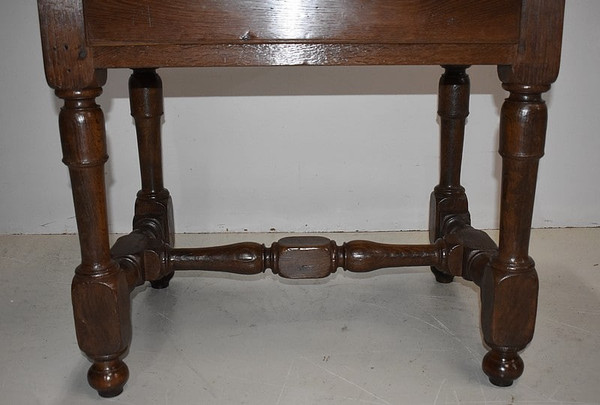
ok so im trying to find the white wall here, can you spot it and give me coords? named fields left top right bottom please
left=1, top=1, right=599, bottom=235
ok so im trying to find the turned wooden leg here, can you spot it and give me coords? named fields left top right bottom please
left=57, top=86, right=131, bottom=397
left=429, top=65, right=471, bottom=283
left=129, top=68, right=175, bottom=289
left=481, top=83, right=548, bottom=386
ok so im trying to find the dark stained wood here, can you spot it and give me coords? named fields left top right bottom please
left=498, top=0, right=566, bottom=86
left=437, top=66, right=471, bottom=196
left=93, top=43, right=518, bottom=68
left=477, top=1, right=565, bottom=385
left=341, top=239, right=462, bottom=274
left=171, top=242, right=267, bottom=274
left=37, top=0, right=97, bottom=89
left=128, top=68, right=175, bottom=288
left=129, top=69, right=165, bottom=198
left=169, top=236, right=463, bottom=279
left=85, top=0, right=521, bottom=46
left=429, top=65, right=471, bottom=283
left=36, top=0, right=566, bottom=397
left=480, top=84, right=547, bottom=386
left=441, top=219, right=498, bottom=285
left=56, top=85, right=131, bottom=398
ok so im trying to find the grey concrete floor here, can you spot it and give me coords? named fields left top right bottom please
left=0, top=229, right=599, bottom=404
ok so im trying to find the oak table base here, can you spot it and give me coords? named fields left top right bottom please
left=37, top=0, right=565, bottom=397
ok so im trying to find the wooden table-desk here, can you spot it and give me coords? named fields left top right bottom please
left=37, top=0, right=565, bottom=397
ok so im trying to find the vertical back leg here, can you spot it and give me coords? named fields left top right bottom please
left=480, top=83, right=548, bottom=386
left=429, top=65, right=471, bottom=283
left=57, top=85, right=131, bottom=397
left=129, top=69, right=175, bottom=289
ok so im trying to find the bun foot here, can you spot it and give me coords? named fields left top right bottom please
left=150, top=272, right=174, bottom=289
left=88, top=359, right=129, bottom=398
left=431, top=266, right=454, bottom=283
left=482, top=349, right=523, bottom=387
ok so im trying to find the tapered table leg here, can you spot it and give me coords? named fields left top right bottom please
left=129, top=68, right=175, bottom=288
left=481, top=83, right=549, bottom=386
left=429, top=65, right=471, bottom=283
left=57, top=87, right=131, bottom=397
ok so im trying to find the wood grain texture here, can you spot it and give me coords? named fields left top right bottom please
left=429, top=66, right=470, bottom=284
left=38, top=0, right=97, bottom=89
left=168, top=236, right=463, bottom=279
left=57, top=87, right=131, bottom=397
left=92, top=43, right=518, bottom=68
left=478, top=84, right=549, bottom=387
left=498, top=0, right=566, bottom=85
left=36, top=0, right=566, bottom=396
left=85, top=0, right=521, bottom=46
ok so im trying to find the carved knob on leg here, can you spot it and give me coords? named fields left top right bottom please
left=482, top=349, right=524, bottom=387
left=149, top=272, right=174, bottom=289
left=88, top=359, right=129, bottom=397
left=430, top=266, right=454, bottom=283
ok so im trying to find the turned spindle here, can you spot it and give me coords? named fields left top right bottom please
left=166, top=236, right=463, bottom=279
